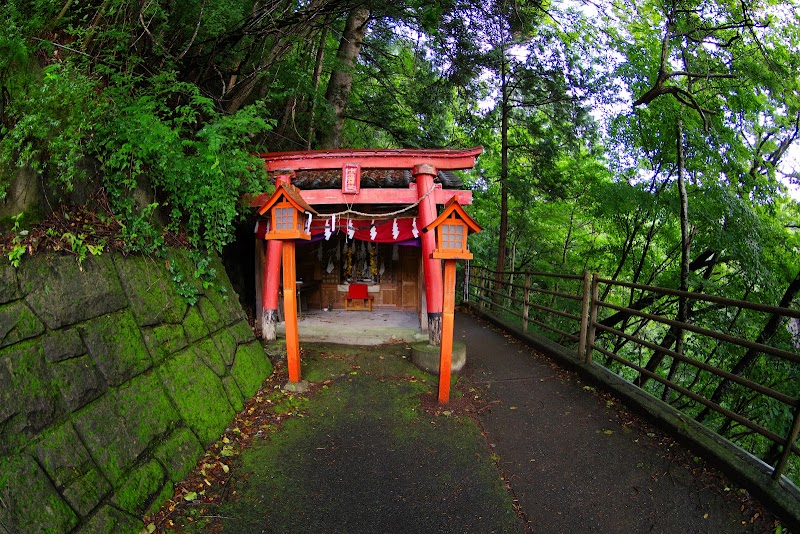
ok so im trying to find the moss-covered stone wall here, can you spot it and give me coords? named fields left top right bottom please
left=0, top=251, right=273, bottom=533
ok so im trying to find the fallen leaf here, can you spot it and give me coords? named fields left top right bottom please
left=184, top=492, right=197, bottom=501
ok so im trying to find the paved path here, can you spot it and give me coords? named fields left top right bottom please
left=456, top=312, right=770, bottom=532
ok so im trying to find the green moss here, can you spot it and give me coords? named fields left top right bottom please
left=193, top=337, right=226, bottom=377
left=211, top=329, right=237, bottom=366
left=229, top=320, right=256, bottom=345
left=62, top=466, right=111, bottom=517
left=197, top=296, right=224, bottom=333
left=147, top=481, right=175, bottom=516
left=79, top=309, right=152, bottom=387
left=0, top=339, right=59, bottom=432
left=203, top=359, right=519, bottom=533
left=302, top=355, right=354, bottom=383
left=230, top=341, right=273, bottom=397
left=0, top=300, right=45, bottom=349
left=113, top=459, right=166, bottom=514
left=0, top=262, right=20, bottom=302
left=79, top=504, right=143, bottom=534
left=113, top=253, right=187, bottom=326
left=41, top=327, right=85, bottom=363
left=159, top=348, right=234, bottom=447
left=141, top=323, right=189, bottom=363
left=0, top=455, right=78, bottom=533
left=182, top=305, right=209, bottom=343
left=74, top=372, right=179, bottom=487
left=33, top=421, right=94, bottom=488
left=153, top=427, right=204, bottom=483
left=223, top=376, right=244, bottom=412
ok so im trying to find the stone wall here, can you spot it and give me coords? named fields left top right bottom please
left=0, top=251, right=273, bottom=533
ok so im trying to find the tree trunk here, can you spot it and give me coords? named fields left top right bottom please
left=696, top=270, right=800, bottom=423
left=320, top=5, right=370, bottom=149
left=495, top=54, right=510, bottom=302
left=306, top=20, right=330, bottom=150
left=667, top=119, right=692, bottom=401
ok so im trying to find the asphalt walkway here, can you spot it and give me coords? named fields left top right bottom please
left=457, top=312, right=771, bottom=532
left=159, top=311, right=775, bottom=533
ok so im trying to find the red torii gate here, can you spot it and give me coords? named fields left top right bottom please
left=252, top=147, right=482, bottom=346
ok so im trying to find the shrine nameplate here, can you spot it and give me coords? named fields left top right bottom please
left=342, top=163, right=360, bottom=194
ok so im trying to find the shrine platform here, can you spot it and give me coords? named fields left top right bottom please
left=275, top=310, right=427, bottom=345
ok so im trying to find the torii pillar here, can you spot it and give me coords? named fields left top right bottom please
left=414, top=164, right=443, bottom=346
left=261, top=175, right=290, bottom=341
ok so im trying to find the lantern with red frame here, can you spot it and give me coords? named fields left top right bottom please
left=423, top=195, right=481, bottom=404
left=257, top=183, right=317, bottom=240
left=423, top=196, right=481, bottom=259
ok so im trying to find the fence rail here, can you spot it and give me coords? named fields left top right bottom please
left=466, top=265, right=800, bottom=483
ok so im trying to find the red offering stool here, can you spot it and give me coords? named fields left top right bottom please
left=344, top=283, right=374, bottom=311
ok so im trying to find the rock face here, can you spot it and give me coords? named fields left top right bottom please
left=0, top=251, right=272, bottom=533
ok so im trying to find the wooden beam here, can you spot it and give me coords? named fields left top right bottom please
left=248, top=187, right=473, bottom=208
left=260, top=147, right=482, bottom=172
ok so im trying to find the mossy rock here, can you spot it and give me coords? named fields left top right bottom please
left=112, top=459, right=167, bottom=515
left=229, top=319, right=256, bottom=345
left=203, top=257, right=246, bottom=325
left=159, top=348, right=235, bottom=447
left=223, top=376, right=245, bottom=412
left=153, top=427, right=204, bottom=484
left=33, top=421, right=95, bottom=489
left=80, top=309, right=152, bottom=387
left=49, top=354, right=105, bottom=412
left=0, top=455, right=78, bottom=533
left=77, top=504, right=142, bottom=534
left=73, top=372, right=179, bottom=486
left=42, top=327, right=86, bottom=363
left=20, top=253, right=127, bottom=329
left=0, top=263, right=19, bottom=303
left=34, top=425, right=112, bottom=516
left=113, top=254, right=188, bottom=327
left=193, top=337, right=226, bottom=377
left=0, top=300, right=45, bottom=349
left=212, top=329, right=237, bottom=366
left=141, top=323, right=188, bottom=364
left=410, top=341, right=467, bottom=375
left=231, top=341, right=273, bottom=398
left=182, top=305, right=210, bottom=344
left=63, top=465, right=112, bottom=517
left=0, top=339, right=61, bottom=435
left=197, top=296, right=225, bottom=333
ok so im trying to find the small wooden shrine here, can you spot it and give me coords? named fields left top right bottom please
left=250, top=148, right=482, bottom=392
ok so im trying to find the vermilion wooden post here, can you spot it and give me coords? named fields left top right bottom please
left=261, top=240, right=283, bottom=340
left=261, top=174, right=291, bottom=341
left=414, top=164, right=444, bottom=346
left=438, top=259, right=457, bottom=403
left=283, top=240, right=301, bottom=383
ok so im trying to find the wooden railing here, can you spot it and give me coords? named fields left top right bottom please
left=466, top=265, right=800, bottom=484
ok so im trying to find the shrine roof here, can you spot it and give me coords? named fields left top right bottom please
left=287, top=169, right=463, bottom=190
left=260, top=147, right=482, bottom=176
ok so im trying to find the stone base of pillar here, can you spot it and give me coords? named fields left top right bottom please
left=283, top=379, right=310, bottom=393
left=427, top=313, right=442, bottom=346
left=261, top=309, right=278, bottom=341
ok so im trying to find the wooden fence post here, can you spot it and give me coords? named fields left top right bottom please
left=481, top=268, right=489, bottom=311
left=522, top=271, right=531, bottom=333
left=579, top=270, right=591, bottom=360
left=773, top=404, right=800, bottom=480
left=476, top=267, right=483, bottom=307
left=586, top=272, right=600, bottom=364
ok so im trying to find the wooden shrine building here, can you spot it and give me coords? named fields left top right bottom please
left=250, top=147, right=482, bottom=345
